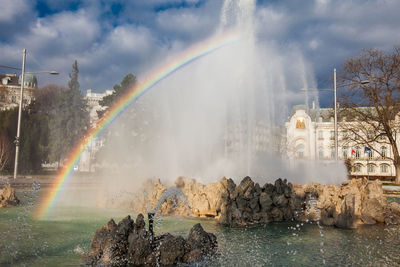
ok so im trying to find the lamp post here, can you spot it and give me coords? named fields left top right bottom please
left=1, top=49, right=59, bottom=179
left=301, top=70, right=369, bottom=161
left=334, top=69, right=338, bottom=161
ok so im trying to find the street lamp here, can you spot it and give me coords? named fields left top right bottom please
left=1, top=49, right=58, bottom=179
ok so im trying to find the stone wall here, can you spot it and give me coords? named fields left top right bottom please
left=132, top=176, right=400, bottom=229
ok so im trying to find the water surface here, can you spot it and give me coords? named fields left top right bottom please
left=0, top=189, right=399, bottom=266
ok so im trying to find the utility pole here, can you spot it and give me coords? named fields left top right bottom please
left=334, top=68, right=338, bottom=161
left=13, top=49, right=26, bottom=179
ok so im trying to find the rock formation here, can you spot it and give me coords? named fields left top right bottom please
left=132, top=176, right=400, bottom=229
left=87, top=214, right=217, bottom=266
left=0, top=185, right=20, bottom=207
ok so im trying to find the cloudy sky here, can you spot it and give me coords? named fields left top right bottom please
left=1, top=0, right=400, bottom=107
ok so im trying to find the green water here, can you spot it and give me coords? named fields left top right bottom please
left=1, top=190, right=400, bottom=266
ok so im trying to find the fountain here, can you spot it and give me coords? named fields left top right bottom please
left=95, top=0, right=330, bottom=191
left=147, top=212, right=155, bottom=243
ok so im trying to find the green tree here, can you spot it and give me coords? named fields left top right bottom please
left=49, top=60, right=89, bottom=166
left=29, top=84, right=65, bottom=165
left=0, top=133, right=11, bottom=172
left=0, top=108, right=17, bottom=173
left=98, top=73, right=137, bottom=117
left=68, top=60, right=80, bottom=91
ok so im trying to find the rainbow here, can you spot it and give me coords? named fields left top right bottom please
left=35, top=31, right=241, bottom=220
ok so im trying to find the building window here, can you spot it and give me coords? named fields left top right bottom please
left=330, top=147, right=335, bottom=159
left=353, top=164, right=362, bottom=173
left=355, top=147, right=361, bottom=159
left=318, top=131, right=323, bottom=140
left=342, top=148, right=348, bottom=159
left=366, top=149, right=373, bottom=159
left=342, top=131, right=348, bottom=139
left=367, top=164, right=375, bottom=173
left=381, top=146, right=387, bottom=158
left=330, top=131, right=334, bottom=140
left=296, top=144, right=305, bottom=158
left=318, top=147, right=324, bottom=159
left=380, top=164, right=389, bottom=173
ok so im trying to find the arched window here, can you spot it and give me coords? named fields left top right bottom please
left=367, top=164, right=375, bottom=173
left=380, top=164, right=389, bottom=173
left=296, top=144, right=305, bottom=158
left=355, top=147, right=361, bottom=159
left=353, top=164, right=362, bottom=173
left=318, top=147, right=324, bottom=159
left=366, top=149, right=373, bottom=159
left=318, top=131, right=323, bottom=139
left=342, top=147, right=348, bottom=159
left=381, top=146, right=387, bottom=158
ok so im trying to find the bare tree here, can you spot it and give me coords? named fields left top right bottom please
left=338, top=46, right=400, bottom=183
left=0, top=134, right=11, bottom=172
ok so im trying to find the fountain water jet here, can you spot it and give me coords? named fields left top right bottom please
left=91, top=0, right=336, bottom=197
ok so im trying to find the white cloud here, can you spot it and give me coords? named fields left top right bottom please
left=309, top=39, right=319, bottom=50
left=0, top=0, right=30, bottom=22
left=1, top=0, right=400, bottom=97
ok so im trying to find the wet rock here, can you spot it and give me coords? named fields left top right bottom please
left=259, top=192, right=273, bottom=211
left=130, top=176, right=399, bottom=229
left=238, top=176, right=254, bottom=196
left=273, top=194, right=288, bottom=207
left=385, top=202, right=400, bottom=225
left=183, top=249, right=202, bottom=263
left=0, top=186, right=20, bottom=207
left=320, top=205, right=337, bottom=226
left=388, top=202, right=400, bottom=216
left=88, top=215, right=218, bottom=266
left=335, top=194, right=362, bottom=229
left=361, top=198, right=387, bottom=223
left=158, top=234, right=186, bottom=265
left=187, top=223, right=217, bottom=255
left=270, top=207, right=283, bottom=222
left=88, top=218, right=123, bottom=265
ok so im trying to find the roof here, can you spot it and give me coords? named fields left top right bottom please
left=291, top=105, right=333, bottom=122
left=0, top=74, right=19, bottom=86
left=0, top=73, right=37, bottom=88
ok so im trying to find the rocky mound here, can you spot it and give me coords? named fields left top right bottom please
left=0, top=185, right=20, bottom=207
left=87, top=214, right=217, bottom=266
left=133, top=177, right=400, bottom=229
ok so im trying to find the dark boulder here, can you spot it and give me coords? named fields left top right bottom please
left=88, top=214, right=218, bottom=266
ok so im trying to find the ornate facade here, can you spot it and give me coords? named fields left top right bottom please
left=285, top=105, right=398, bottom=181
left=0, top=73, right=37, bottom=110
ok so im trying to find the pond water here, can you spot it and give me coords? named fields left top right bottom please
left=0, top=190, right=399, bottom=266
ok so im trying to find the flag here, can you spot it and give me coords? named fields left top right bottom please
left=364, top=147, right=371, bottom=153
left=351, top=149, right=356, bottom=155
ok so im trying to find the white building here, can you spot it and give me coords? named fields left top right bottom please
left=85, top=89, right=113, bottom=126
left=77, top=89, right=113, bottom=172
left=0, top=73, right=37, bottom=110
left=286, top=105, right=398, bottom=181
